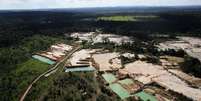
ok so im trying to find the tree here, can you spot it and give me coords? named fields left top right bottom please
left=102, top=37, right=110, bottom=44
left=181, top=56, right=201, bottom=77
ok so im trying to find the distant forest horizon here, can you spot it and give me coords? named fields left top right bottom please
left=1, top=6, right=201, bottom=13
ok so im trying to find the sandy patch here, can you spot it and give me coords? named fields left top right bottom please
left=92, top=52, right=121, bottom=71
left=69, top=49, right=92, bottom=66
left=157, top=37, right=201, bottom=62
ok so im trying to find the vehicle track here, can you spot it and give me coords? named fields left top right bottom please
left=19, top=46, right=80, bottom=101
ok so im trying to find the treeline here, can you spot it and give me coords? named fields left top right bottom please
left=0, top=11, right=97, bottom=47
left=1, top=11, right=201, bottom=46
left=96, top=13, right=201, bottom=37
left=181, top=56, right=201, bottom=78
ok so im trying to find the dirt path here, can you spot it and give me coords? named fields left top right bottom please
left=19, top=46, right=80, bottom=101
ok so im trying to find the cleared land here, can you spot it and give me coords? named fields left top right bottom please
left=169, top=69, right=201, bottom=87
left=69, top=49, right=91, bottom=66
left=70, top=32, right=133, bottom=45
left=92, top=52, right=121, bottom=71
left=157, top=37, right=201, bottom=62
left=120, top=61, right=201, bottom=100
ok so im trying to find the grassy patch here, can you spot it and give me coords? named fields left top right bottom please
left=15, top=59, right=49, bottom=75
left=160, top=56, right=184, bottom=63
left=97, top=15, right=159, bottom=21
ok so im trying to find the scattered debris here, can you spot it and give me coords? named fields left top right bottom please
left=118, top=79, right=142, bottom=94
left=68, top=49, right=92, bottom=66
left=119, top=61, right=201, bottom=100
left=121, top=53, right=135, bottom=59
left=70, top=32, right=133, bottom=45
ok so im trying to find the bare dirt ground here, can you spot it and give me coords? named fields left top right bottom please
left=120, top=61, right=201, bottom=101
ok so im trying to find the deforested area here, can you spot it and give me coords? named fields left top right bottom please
left=1, top=2, right=201, bottom=101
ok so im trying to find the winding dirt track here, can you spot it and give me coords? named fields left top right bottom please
left=19, top=46, right=80, bottom=101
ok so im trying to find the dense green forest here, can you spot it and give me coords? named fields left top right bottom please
left=181, top=56, right=201, bottom=78
left=25, top=72, right=120, bottom=101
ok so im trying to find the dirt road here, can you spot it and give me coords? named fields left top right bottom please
left=19, top=46, right=80, bottom=101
